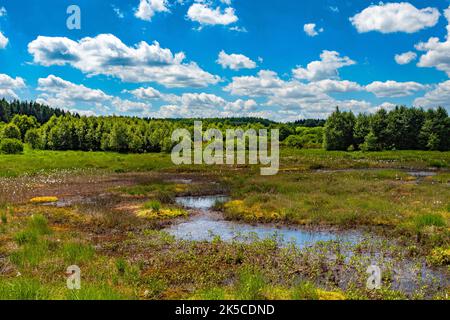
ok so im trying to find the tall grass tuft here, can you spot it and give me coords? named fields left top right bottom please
left=0, top=278, right=50, bottom=300
left=61, top=242, right=95, bottom=265
left=13, top=214, right=51, bottom=246
left=66, top=285, right=128, bottom=300
left=235, top=267, right=266, bottom=300
left=414, top=214, right=446, bottom=230
left=28, top=214, right=51, bottom=235
left=143, top=200, right=161, bottom=212
left=291, top=281, right=319, bottom=300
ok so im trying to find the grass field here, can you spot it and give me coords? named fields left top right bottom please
left=0, top=148, right=448, bottom=300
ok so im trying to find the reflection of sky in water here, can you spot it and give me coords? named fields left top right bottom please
left=170, top=196, right=361, bottom=248
left=167, top=195, right=448, bottom=296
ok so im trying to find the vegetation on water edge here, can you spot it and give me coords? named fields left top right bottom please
left=0, top=207, right=447, bottom=300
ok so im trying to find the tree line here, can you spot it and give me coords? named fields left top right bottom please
left=323, top=106, right=450, bottom=151
left=0, top=100, right=293, bottom=154
left=0, top=99, right=449, bottom=154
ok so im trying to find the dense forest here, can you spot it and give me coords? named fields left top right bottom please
left=0, top=99, right=449, bottom=154
left=324, top=106, right=450, bottom=152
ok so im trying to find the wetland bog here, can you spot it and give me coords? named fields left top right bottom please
left=0, top=149, right=448, bottom=300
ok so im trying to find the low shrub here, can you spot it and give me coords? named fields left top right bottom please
left=0, top=138, right=24, bottom=154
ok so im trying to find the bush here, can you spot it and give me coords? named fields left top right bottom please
left=284, top=135, right=304, bottom=149
left=24, top=129, right=43, bottom=149
left=0, top=138, right=24, bottom=154
left=2, top=123, right=21, bottom=140
left=360, top=131, right=380, bottom=152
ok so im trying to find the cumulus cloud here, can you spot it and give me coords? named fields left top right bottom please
left=0, top=74, right=26, bottom=100
left=224, top=69, right=381, bottom=118
left=187, top=2, right=238, bottom=26
left=151, top=92, right=258, bottom=119
left=414, top=80, right=450, bottom=110
left=350, top=2, right=440, bottom=34
left=366, top=80, right=427, bottom=98
left=28, top=34, right=220, bottom=88
left=37, top=75, right=112, bottom=106
left=303, top=23, right=323, bottom=37
left=135, top=0, right=169, bottom=21
left=0, top=31, right=8, bottom=49
left=395, top=51, right=417, bottom=65
left=308, top=79, right=363, bottom=93
left=217, top=51, right=257, bottom=70
left=415, top=6, right=450, bottom=76
left=292, top=50, right=356, bottom=81
left=111, top=98, right=150, bottom=113
left=36, top=75, right=151, bottom=115
left=125, top=86, right=180, bottom=104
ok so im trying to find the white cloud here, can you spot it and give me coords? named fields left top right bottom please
left=309, top=79, right=363, bottom=93
left=229, top=26, right=247, bottom=33
left=366, top=80, right=427, bottom=98
left=303, top=23, right=323, bottom=37
left=111, top=97, right=150, bottom=113
left=28, top=34, right=220, bottom=88
left=224, top=70, right=285, bottom=97
left=0, top=31, right=8, bottom=49
left=125, top=86, right=180, bottom=104
left=112, top=5, right=125, bottom=19
left=0, top=7, right=6, bottom=17
left=395, top=51, right=417, bottom=65
left=0, top=74, right=26, bottom=100
left=350, top=2, right=440, bottom=34
left=329, top=6, right=339, bottom=13
left=292, top=50, right=356, bottom=81
left=135, top=0, right=169, bottom=21
left=414, top=80, right=450, bottom=110
left=36, top=75, right=151, bottom=115
left=217, top=51, right=257, bottom=70
left=152, top=92, right=258, bottom=119
left=37, top=75, right=112, bottom=106
left=187, top=3, right=238, bottom=26
left=224, top=70, right=380, bottom=118
left=415, top=6, right=450, bottom=76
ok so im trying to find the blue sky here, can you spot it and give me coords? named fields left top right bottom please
left=1, top=0, right=450, bottom=121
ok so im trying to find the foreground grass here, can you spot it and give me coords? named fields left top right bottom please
left=1, top=209, right=447, bottom=300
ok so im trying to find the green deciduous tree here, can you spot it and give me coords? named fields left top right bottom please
left=323, top=108, right=356, bottom=151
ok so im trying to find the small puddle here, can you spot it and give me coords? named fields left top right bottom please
left=174, top=195, right=229, bottom=211
left=166, top=195, right=361, bottom=248
left=407, top=171, right=437, bottom=178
